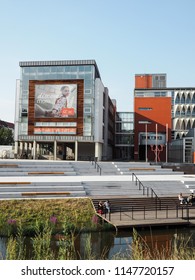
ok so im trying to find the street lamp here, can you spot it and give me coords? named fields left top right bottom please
left=166, top=123, right=168, bottom=163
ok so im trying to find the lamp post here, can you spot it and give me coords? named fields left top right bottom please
left=145, top=123, right=148, bottom=162
left=166, top=123, right=168, bottom=163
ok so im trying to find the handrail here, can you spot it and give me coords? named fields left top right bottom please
left=132, top=172, right=161, bottom=209
left=107, top=205, right=192, bottom=221
left=90, top=157, right=102, bottom=175
left=93, top=202, right=193, bottom=222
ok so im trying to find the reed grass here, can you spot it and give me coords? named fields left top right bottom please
left=4, top=225, right=195, bottom=260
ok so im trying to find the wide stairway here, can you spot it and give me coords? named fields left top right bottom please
left=92, top=196, right=181, bottom=213
left=0, top=160, right=86, bottom=198
left=0, top=159, right=188, bottom=199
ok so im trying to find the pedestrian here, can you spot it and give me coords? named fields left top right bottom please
left=97, top=201, right=104, bottom=215
left=104, top=200, right=111, bottom=213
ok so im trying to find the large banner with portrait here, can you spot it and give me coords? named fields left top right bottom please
left=34, top=84, right=77, bottom=118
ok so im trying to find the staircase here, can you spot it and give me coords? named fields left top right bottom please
left=92, top=196, right=183, bottom=213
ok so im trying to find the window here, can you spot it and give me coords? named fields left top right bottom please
left=84, top=108, right=91, bottom=114
left=138, top=107, right=152, bottom=111
left=21, top=108, right=28, bottom=117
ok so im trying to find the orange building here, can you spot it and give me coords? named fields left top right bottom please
left=134, top=74, right=171, bottom=162
left=135, top=74, right=153, bottom=88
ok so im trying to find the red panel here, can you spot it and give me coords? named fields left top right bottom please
left=134, top=97, right=172, bottom=161
left=135, top=75, right=152, bottom=88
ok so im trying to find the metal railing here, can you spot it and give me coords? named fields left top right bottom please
left=132, top=172, right=161, bottom=209
left=101, top=205, right=193, bottom=222
left=91, top=157, right=102, bottom=175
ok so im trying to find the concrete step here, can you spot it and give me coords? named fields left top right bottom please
left=0, top=186, right=85, bottom=192
left=83, top=181, right=146, bottom=196
left=0, top=181, right=82, bottom=186
left=0, top=171, right=77, bottom=176
left=0, top=190, right=86, bottom=199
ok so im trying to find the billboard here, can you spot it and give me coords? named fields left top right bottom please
left=34, top=127, right=76, bottom=135
left=34, top=84, right=77, bottom=118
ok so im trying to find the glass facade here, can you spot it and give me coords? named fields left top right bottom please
left=115, top=112, right=134, bottom=160
left=18, top=61, right=98, bottom=137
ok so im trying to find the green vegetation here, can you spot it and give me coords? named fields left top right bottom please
left=0, top=198, right=195, bottom=260
left=130, top=228, right=195, bottom=260
left=0, top=127, right=14, bottom=145
left=0, top=198, right=108, bottom=236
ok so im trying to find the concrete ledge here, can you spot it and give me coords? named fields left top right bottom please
left=28, top=172, right=64, bottom=175
left=21, top=191, right=70, bottom=196
left=129, top=168, right=156, bottom=171
left=0, top=182, right=31, bottom=185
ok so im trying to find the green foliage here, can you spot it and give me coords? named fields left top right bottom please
left=0, top=127, right=14, bottom=145
left=6, top=222, right=26, bottom=260
left=32, top=220, right=54, bottom=260
left=0, top=198, right=96, bottom=236
left=4, top=224, right=195, bottom=260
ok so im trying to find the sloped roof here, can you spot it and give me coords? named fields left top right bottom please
left=0, top=120, right=14, bottom=129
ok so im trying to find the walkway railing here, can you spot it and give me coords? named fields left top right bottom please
left=102, top=205, right=193, bottom=222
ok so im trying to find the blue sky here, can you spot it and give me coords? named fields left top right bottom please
left=1, top=0, right=195, bottom=122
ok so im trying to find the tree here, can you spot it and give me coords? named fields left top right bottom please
left=0, top=127, right=14, bottom=145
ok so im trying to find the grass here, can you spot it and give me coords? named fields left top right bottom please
left=0, top=198, right=111, bottom=236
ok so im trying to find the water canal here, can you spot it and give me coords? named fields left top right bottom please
left=0, top=226, right=195, bottom=259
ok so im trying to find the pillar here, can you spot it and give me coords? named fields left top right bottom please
left=14, top=141, right=19, bottom=158
left=95, top=142, right=102, bottom=161
left=75, top=140, right=78, bottom=161
left=32, top=140, right=36, bottom=160
left=19, top=142, right=23, bottom=155
left=54, top=140, right=57, bottom=160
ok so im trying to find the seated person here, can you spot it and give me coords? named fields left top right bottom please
left=178, top=193, right=187, bottom=205
left=187, top=193, right=194, bottom=205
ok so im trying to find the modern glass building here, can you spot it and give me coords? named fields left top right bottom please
left=115, top=112, right=134, bottom=160
left=14, top=60, right=115, bottom=160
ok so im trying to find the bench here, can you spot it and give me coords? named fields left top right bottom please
left=0, top=164, right=18, bottom=168
left=21, top=191, right=70, bottom=196
left=28, top=172, right=64, bottom=175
